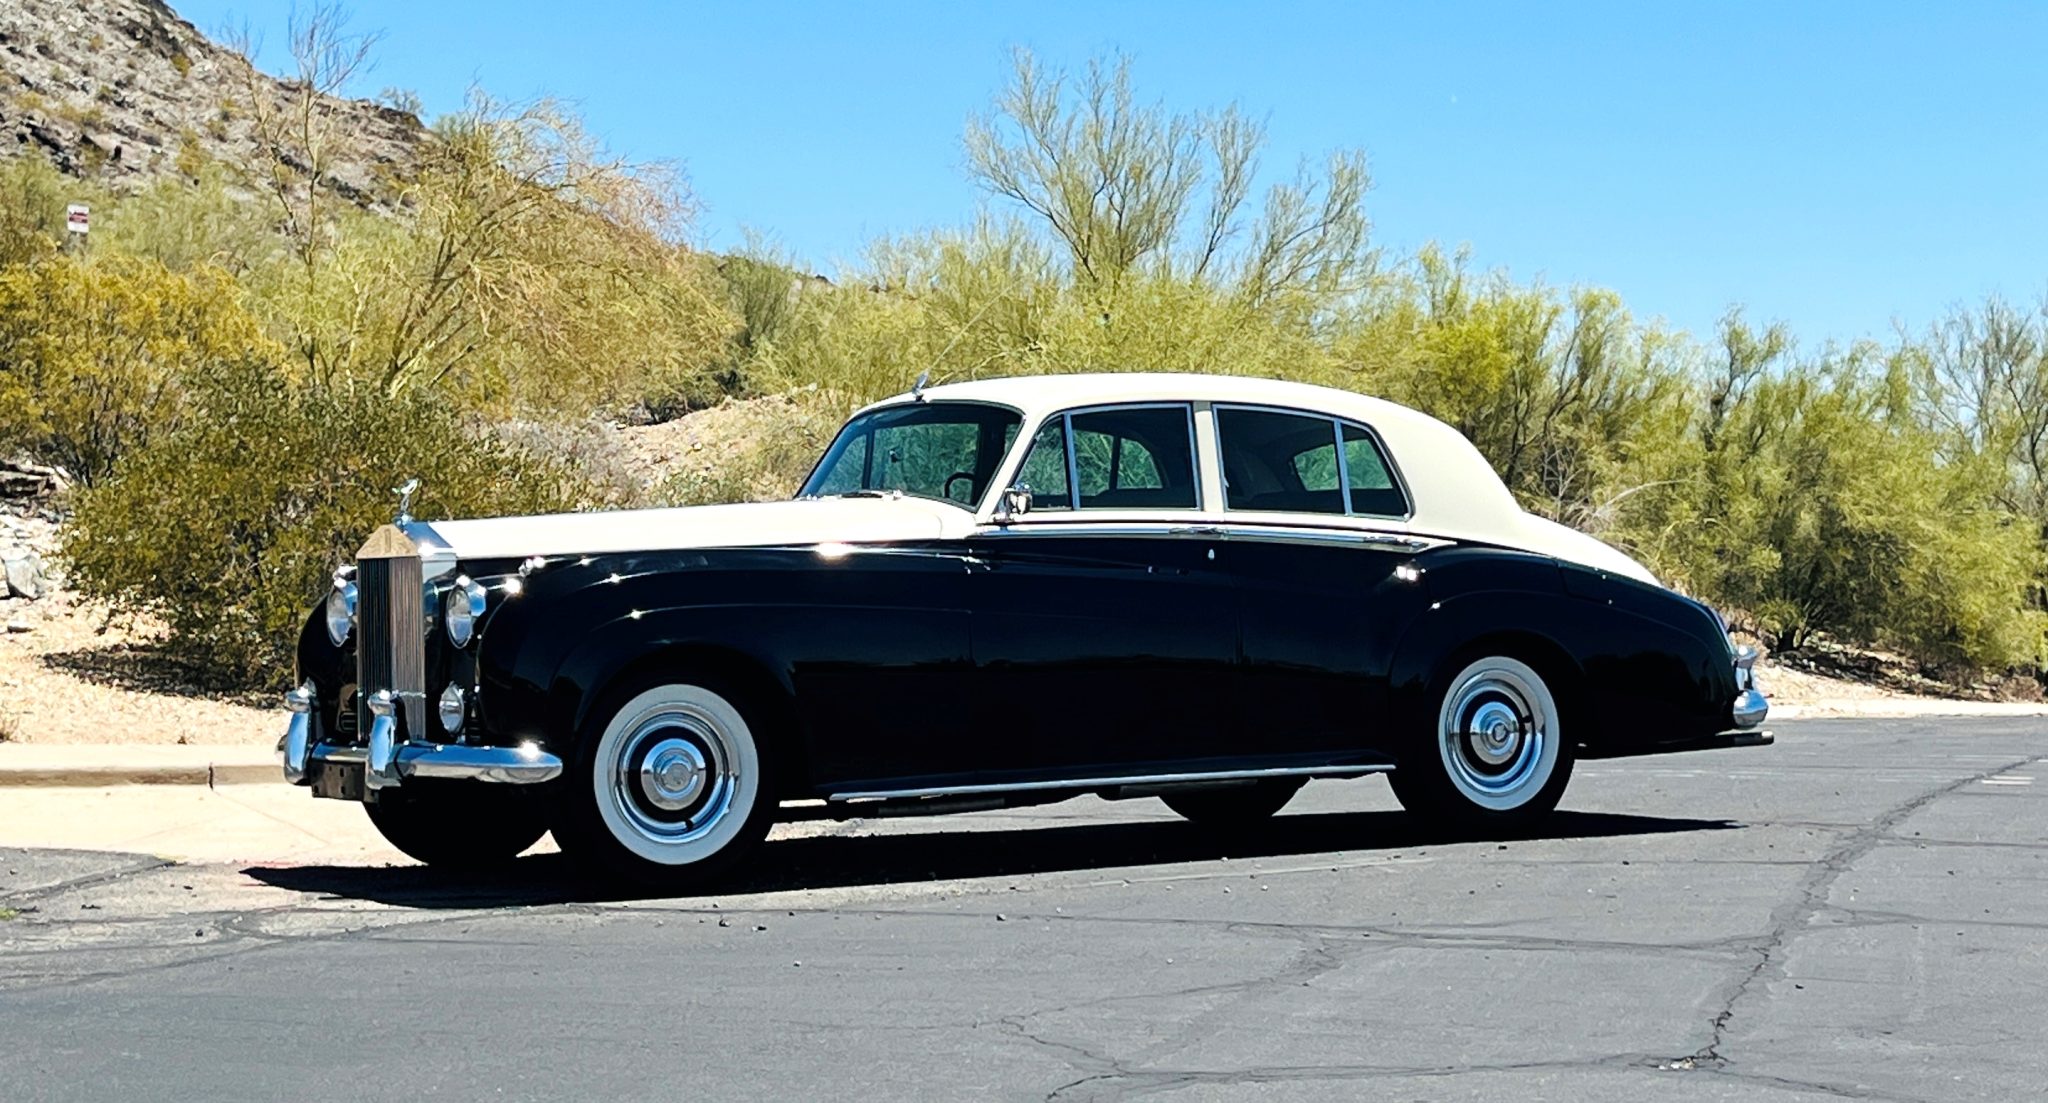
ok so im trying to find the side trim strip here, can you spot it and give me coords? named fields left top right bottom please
left=976, top=522, right=1451, bottom=554
left=828, top=761, right=1394, bottom=803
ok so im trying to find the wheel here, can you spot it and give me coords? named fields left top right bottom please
left=549, top=679, right=777, bottom=889
left=1160, top=778, right=1304, bottom=828
left=364, top=780, right=549, bottom=870
left=1389, top=654, right=1575, bottom=832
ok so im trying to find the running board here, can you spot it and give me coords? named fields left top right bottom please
left=825, top=762, right=1394, bottom=805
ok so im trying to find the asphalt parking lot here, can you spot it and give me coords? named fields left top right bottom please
left=2, top=717, right=2045, bottom=1102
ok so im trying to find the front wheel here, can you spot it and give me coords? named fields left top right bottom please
left=364, top=780, right=550, bottom=870
left=549, top=680, right=777, bottom=889
left=1389, top=654, right=1575, bottom=833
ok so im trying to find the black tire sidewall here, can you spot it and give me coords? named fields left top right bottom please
left=364, top=780, right=549, bottom=869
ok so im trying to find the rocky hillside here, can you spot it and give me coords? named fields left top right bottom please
left=0, top=0, right=421, bottom=204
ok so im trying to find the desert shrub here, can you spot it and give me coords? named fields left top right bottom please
left=0, top=156, right=74, bottom=266
left=647, top=391, right=848, bottom=507
left=1611, top=333, right=2046, bottom=673
left=64, top=360, right=616, bottom=687
left=244, top=93, right=736, bottom=420
left=0, top=254, right=277, bottom=485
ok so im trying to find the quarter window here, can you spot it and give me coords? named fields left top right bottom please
left=1218, top=407, right=1408, bottom=518
left=1342, top=423, right=1406, bottom=516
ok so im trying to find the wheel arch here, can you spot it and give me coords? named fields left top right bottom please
left=1387, top=598, right=1601, bottom=758
left=1433, top=630, right=1592, bottom=750
left=567, top=639, right=810, bottom=800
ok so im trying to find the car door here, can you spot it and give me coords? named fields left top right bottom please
left=966, top=404, right=1244, bottom=782
left=1212, top=406, right=1423, bottom=758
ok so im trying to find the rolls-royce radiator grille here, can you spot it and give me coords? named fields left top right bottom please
left=355, top=549, right=427, bottom=742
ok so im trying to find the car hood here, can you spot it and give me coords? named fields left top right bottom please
left=423, top=497, right=965, bottom=561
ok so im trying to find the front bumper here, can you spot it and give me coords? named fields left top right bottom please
left=279, top=685, right=561, bottom=793
left=1730, top=645, right=1768, bottom=729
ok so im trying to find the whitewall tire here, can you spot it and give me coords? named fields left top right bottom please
left=553, top=680, right=776, bottom=886
left=1391, top=654, right=1575, bottom=829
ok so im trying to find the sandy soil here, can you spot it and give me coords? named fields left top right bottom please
left=0, top=592, right=275, bottom=746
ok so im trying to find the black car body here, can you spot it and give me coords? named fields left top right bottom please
left=283, top=373, right=1769, bottom=884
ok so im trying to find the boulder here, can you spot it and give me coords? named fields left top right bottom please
left=3, top=554, right=47, bottom=600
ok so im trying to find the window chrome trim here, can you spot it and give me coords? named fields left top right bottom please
left=1061, top=412, right=1080, bottom=511
left=828, top=760, right=1395, bottom=802
left=1333, top=417, right=1353, bottom=509
left=1212, top=402, right=1416, bottom=522
left=972, top=517, right=1452, bottom=554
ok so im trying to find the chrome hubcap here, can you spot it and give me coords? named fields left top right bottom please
left=1465, top=700, right=1526, bottom=767
left=611, top=709, right=738, bottom=844
left=1440, top=663, right=1552, bottom=801
left=638, top=738, right=709, bottom=811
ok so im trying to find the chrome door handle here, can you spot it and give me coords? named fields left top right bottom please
left=1168, top=525, right=1225, bottom=537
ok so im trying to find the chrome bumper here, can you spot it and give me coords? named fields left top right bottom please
left=278, top=683, right=562, bottom=789
left=1730, top=645, right=1768, bottom=729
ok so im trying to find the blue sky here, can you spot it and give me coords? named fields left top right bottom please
left=175, top=1, right=2048, bottom=347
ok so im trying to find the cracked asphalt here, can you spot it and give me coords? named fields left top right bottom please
left=2, top=717, right=2046, bottom=1102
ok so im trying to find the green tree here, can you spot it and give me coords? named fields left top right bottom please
left=0, top=254, right=277, bottom=485
left=64, top=359, right=615, bottom=685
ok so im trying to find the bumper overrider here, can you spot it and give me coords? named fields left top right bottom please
left=279, top=680, right=562, bottom=789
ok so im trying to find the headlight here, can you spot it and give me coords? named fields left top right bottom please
left=325, top=578, right=357, bottom=646
left=438, top=683, right=467, bottom=734
left=444, top=574, right=488, bottom=647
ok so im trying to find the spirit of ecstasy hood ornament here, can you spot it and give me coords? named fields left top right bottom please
left=393, top=477, right=421, bottom=525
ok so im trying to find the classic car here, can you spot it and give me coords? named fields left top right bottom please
left=281, top=372, right=1770, bottom=885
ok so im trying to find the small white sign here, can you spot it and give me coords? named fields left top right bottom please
left=65, top=203, right=88, bottom=234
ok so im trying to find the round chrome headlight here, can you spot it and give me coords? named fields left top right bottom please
left=324, top=580, right=357, bottom=646
left=444, top=575, right=488, bottom=647
left=437, top=683, right=467, bottom=734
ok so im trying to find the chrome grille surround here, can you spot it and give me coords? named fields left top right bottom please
left=353, top=522, right=455, bottom=788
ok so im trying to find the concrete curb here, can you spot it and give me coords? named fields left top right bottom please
left=0, top=747, right=281, bottom=788
left=0, top=764, right=282, bottom=787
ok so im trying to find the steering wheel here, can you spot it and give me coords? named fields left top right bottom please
left=942, top=471, right=977, bottom=503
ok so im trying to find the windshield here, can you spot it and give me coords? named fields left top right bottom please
left=798, top=402, right=1024, bottom=508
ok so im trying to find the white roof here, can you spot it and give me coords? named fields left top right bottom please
left=867, top=372, right=1656, bottom=584
left=421, top=372, right=1656, bottom=586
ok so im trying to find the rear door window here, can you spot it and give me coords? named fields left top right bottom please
left=1218, top=407, right=1409, bottom=518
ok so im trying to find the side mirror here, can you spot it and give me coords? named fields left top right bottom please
left=992, top=485, right=1032, bottom=525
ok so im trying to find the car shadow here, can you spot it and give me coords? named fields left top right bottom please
left=242, top=808, right=1742, bottom=911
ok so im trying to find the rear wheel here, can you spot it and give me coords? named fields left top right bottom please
left=549, top=679, right=777, bottom=889
left=1390, top=654, right=1575, bottom=832
left=1160, top=778, right=1304, bottom=828
left=364, top=780, right=549, bottom=870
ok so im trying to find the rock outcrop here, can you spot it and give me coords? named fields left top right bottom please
left=0, top=0, right=422, bottom=206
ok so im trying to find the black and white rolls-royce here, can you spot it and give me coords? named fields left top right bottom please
left=282, top=372, right=1769, bottom=885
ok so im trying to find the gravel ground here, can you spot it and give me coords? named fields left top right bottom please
left=0, top=499, right=272, bottom=747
